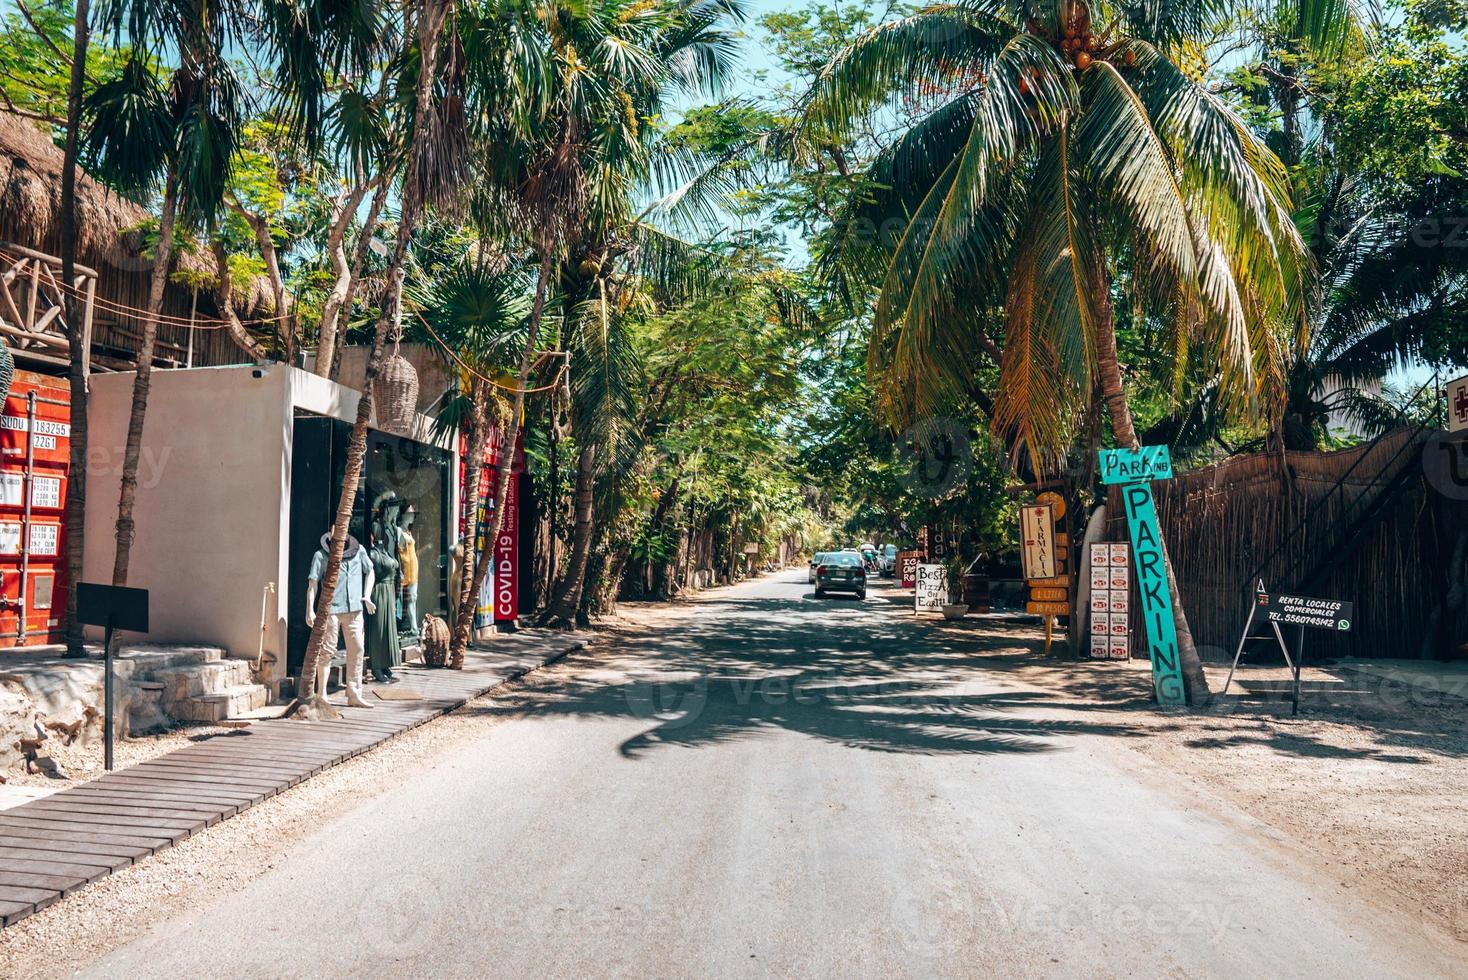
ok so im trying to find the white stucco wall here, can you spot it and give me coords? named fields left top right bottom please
left=83, top=363, right=459, bottom=686
left=84, top=363, right=294, bottom=673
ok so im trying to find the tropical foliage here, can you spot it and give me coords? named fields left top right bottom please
left=0, top=0, right=1463, bottom=687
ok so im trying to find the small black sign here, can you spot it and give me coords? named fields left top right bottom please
left=1256, top=591, right=1352, bottom=632
left=76, top=583, right=150, bottom=633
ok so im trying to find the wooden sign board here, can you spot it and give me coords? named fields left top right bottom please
left=1030, top=586, right=1068, bottom=602
left=1027, top=600, right=1071, bottom=616
left=1019, top=503, right=1057, bottom=579
left=1026, top=573, right=1071, bottom=587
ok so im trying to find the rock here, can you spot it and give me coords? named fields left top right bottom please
left=0, top=681, right=39, bottom=770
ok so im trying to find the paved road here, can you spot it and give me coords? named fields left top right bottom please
left=80, top=572, right=1457, bottom=978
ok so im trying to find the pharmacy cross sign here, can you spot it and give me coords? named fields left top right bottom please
left=1098, top=445, right=1187, bottom=707
left=1451, top=373, right=1468, bottom=433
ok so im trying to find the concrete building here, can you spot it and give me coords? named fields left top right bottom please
left=82, top=363, right=459, bottom=694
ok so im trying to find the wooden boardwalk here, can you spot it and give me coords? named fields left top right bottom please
left=0, top=632, right=585, bottom=927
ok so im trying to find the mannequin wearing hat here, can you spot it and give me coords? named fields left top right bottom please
left=305, top=531, right=376, bottom=709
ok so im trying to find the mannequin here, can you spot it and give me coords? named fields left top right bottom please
left=305, top=531, right=375, bottom=709
left=397, top=504, right=420, bottom=641
left=365, top=519, right=402, bottom=682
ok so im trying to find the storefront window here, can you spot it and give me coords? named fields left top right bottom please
left=286, top=412, right=451, bottom=677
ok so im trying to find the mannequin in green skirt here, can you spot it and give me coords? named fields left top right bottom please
left=365, top=519, right=402, bottom=682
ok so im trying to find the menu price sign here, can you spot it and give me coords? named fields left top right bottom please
left=1088, top=542, right=1131, bottom=659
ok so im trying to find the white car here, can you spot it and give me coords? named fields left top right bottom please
left=808, top=552, right=829, bottom=583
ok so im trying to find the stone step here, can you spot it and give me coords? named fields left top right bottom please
left=117, top=644, right=226, bottom=674
left=152, top=659, right=257, bottom=703
left=175, top=684, right=270, bottom=723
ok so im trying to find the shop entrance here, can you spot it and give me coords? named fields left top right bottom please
left=285, top=412, right=451, bottom=678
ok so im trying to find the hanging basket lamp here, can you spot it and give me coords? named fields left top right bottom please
left=374, top=343, right=419, bottom=436
left=0, top=342, right=14, bottom=408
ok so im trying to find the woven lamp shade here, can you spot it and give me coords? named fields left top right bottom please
left=374, top=349, right=419, bottom=435
left=0, top=343, right=13, bottom=407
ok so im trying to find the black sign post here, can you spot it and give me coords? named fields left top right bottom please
left=1222, top=581, right=1352, bottom=715
left=76, top=583, right=149, bottom=771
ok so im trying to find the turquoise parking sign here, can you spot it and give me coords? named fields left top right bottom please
left=1102, top=445, right=1187, bottom=707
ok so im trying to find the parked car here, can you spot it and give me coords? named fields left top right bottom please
left=877, top=544, right=898, bottom=578
left=808, top=551, right=828, bottom=584
left=815, top=551, right=867, bottom=600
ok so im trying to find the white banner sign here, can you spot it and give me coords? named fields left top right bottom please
left=915, top=563, right=948, bottom=612
left=1449, top=373, right=1468, bottom=433
left=1020, top=504, right=1057, bottom=580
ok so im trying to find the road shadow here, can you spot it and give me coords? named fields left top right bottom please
left=466, top=580, right=1155, bottom=759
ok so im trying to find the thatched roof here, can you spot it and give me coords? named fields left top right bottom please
left=0, top=111, right=218, bottom=280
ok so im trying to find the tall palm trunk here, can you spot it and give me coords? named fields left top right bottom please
left=541, top=440, right=595, bottom=624
left=315, top=178, right=384, bottom=378
left=61, top=0, right=91, bottom=654
left=1091, top=252, right=1209, bottom=702
left=326, top=182, right=390, bottom=380
left=448, top=246, right=555, bottom=663
left=294, top=0, right=451, bottom=714
left=448, top=380, right=492, bottom=667
left=111, top=171, right=179, bottom=586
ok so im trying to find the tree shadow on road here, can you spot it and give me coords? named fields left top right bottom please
left=467, top=591, right=1155, bottom=758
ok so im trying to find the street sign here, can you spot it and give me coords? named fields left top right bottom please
left=1447, top=373, right=1468, bottom=433
left=1223, top=580, right=1343, bottom=715
left=915, top=563, right=947, bottom=613
left=1103, top=444, right=1187, bottom=707
left=76, top=582, right=149, bottom=632
left=1026, top=600, right=1071, bottom=616
left=1256, top=590, right=1353, bottom=631
left=76, top=583, right=149, bottom=772
left=1019, top=503, right=1057, bottom=579
left=1098, top=445, right=1174, bottom=485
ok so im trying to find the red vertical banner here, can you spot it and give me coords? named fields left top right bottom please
left=493, top=471, right=519, bottom=624
left=459, top=426, right=523, bottom=627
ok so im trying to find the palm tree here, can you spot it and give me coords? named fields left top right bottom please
left=409, top=257, right=530, bottom=656
left=60, top=0, right=93, bottom=655
left=1280, top=168, right=1468, bottom=447
left=444, top=0, right=746, bottom=654
left=85, top=0, right=247, bottom=585
left=802, top=0, right=1319, bottom=702
left=292, top=0, right=457, bottom=716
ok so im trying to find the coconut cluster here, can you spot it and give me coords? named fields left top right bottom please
left=1053, top=7, right=1138, bottom=71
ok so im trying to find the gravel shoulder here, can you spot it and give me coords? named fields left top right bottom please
left=0, top=653, right=579, bottom=976
left=899, top=610, right=1468, bottom=950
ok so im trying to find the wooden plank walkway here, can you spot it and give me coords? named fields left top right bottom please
left=0, top=632, right=585, bottom=927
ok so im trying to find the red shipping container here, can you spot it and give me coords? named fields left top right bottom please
left=0, top=370, right=71, bottom=646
